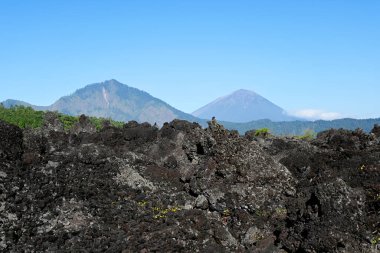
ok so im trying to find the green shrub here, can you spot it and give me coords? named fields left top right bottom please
left=298, top=128, right=316, bottom=141
left=0, top=105, right=44, bottom=128
left=254, top=128, right=270, bottom=137
left=0, top=105, right=124, bottom=131
left=58, top=114, right=79, bottom=130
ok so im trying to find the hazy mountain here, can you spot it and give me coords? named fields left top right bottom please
left=2, top=79, right=202, bottom=126
left=2, top=99, right=34, bottom=108
left=192, top=89, right=298, bottom=122
left=1, top=99, right=48, bottom=111
left=3, top=81, right=379, bottom=135
left=222, top=118, right=380, bottom=135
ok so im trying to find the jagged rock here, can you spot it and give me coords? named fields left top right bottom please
left=43, top=111, right=64, bottom=132
left=314, top=127, right=372, bottom=150
left=194, top=195, right=208, bottom=210
left=70, top=114, right=97, bottom=134
left=0, top=120, right=23, bottom=160
left=371, top=124, right=380, bottom=138
left=0, top=118, right=379, bottom=252
left=242, top=226, right=263, bottom=246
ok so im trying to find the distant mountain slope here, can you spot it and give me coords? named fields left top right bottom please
left=2, top=99, right=47, bottom=111
left=192, top=89, right=297, bottom=122
left=2, top=80, right=203, bottom=126
left=222, top=118, right=380, bottom=135
left=3, top=81, right=379, bottom=135
left=1, top=102, right=379, bottom=136
left=2, top=99, right=34, bottom=108
left=48, top=79, right=201, bottom=125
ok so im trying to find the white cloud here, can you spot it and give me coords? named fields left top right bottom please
left=290, top=109, right=342, bottom=120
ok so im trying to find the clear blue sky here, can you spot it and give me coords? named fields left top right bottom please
left=1, top=0, right=379, bottom=119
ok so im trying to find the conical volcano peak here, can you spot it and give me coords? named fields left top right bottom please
left=221, top=89, right=264, bottom=103
left=193, top=89, right=296, bottom=122
left=230, top=89, right=258, bottom=96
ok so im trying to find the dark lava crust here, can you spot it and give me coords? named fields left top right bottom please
left=0, top=115, right=379, bottom=252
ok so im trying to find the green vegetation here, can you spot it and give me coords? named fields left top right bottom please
left=223, top=208, right=231, bottom=217
left=152, top=206, right=181, bottom=219
left=0, top=104, right=124, bottom=131
left=254, top=128, right=270, bottom=137
left=88, top=116, right=124, bottom=130
left=274, top=207, right=288, bottom=219
left=58, top=114, right=78, bottom=130
left=0, top=104, right=45, bottom=128
left=296, top=128, right=317, bottom=141
left=136, top=199, right=181, bottom=219
left=137, top=200, right=148, bottom=207
left=255, top=209, right=269, bottom=218
left=371, top=236, right=380, bottom=245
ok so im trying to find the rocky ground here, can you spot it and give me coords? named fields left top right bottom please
left=0, top=113, right=379, bottom=252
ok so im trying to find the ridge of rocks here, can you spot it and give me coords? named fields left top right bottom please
left=0, top=115, right=379, bottom=252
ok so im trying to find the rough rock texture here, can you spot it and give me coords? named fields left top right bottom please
left=0, top=117, right=379, bottom=252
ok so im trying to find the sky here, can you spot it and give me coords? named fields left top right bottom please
left=0, top=0, right=379, bottom=120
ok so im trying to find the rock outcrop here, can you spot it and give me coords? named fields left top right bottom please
left=0, top=116, right=379, bottom=252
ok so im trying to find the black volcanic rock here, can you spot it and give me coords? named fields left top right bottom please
left=0, top=120, right=23, bottom=160
left=371, top=124, right=380, bottom=138
left=0, top=118, right=379, bottom=252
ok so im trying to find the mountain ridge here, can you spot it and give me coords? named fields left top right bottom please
left=2, top=79, right=380, bottom=135
left=2, top=79, right=203, bottom=126
left=192, top=89, right=298, bottom=122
